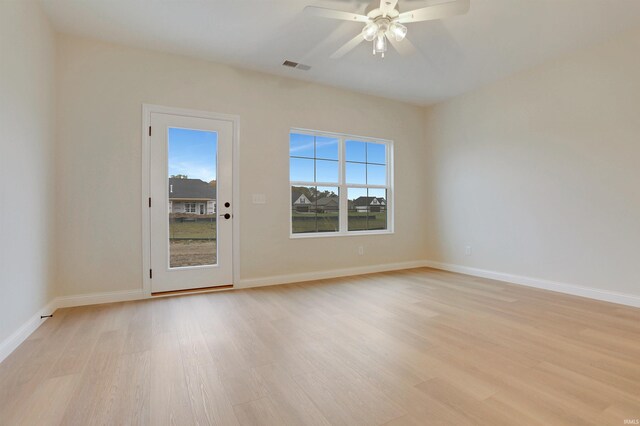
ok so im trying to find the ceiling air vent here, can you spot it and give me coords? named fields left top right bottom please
left=282, top=60, right=311, bottom=71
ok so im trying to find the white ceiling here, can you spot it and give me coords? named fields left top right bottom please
left=39, top=0, right=640, bottom=105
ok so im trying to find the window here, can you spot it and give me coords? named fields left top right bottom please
left=345, top=140, right=388, bottom=232
left=290, top=130, right=393, bottom=236
left=185, top=203, right=196, bottom=213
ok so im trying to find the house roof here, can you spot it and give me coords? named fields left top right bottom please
left=169, top=178, right=216, bottom=200
left=315, top=196, right=338, bottom=206
left=292, top=190, right=303, bottom=204
left=352, top=196, right=385, bottom=207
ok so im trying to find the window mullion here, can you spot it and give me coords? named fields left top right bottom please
left=339, top=136, right=347, bottom=234
left=343, top=184, right=388, bottom=189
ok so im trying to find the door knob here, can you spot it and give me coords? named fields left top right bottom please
left=224, top=202, right=230, bottom=208
left=220, top=213, right=231, bottom=219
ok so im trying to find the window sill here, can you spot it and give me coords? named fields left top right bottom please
left=289, top=230, right=394, bottom=239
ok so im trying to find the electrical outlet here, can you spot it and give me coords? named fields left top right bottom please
left=465, top=245, right=472, bottom=256
left=358, top=246, right=364, bottom=256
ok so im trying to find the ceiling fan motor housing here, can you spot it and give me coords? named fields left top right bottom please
left=365, top=2, right=400, bottom=18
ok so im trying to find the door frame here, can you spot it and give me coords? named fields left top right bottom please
left=141, top=104, right=240, bottom=295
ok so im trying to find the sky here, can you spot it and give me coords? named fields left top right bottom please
left=168, top=128, right=217, bottom=182
left=166, top=130, right=386, bottom=199
left=290, top=133, right=387, bottom=195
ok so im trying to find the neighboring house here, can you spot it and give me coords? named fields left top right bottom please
left=314, top=196, right=339, bottom=213
left=169, top=178, right=216, bottom=215
left=352, top=196, right=386, bottom=213
left=292, top=190, right=312, bottom=212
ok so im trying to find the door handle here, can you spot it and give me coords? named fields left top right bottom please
left=220, top=213, right=231, bottom=219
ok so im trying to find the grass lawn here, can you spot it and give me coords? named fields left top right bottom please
left=292, top=212, right=387, bottom=233
left=169, top=219, right=216, bottom=240
left=348, top=212, right=387, bottom=231
left=169, top=213, right=387, bottom=237
left=169, top=218, right=216, bottom=267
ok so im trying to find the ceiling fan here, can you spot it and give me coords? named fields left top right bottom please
left=304, top=0, right=470, bottom=58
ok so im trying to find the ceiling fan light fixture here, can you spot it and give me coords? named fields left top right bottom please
left=374, top=34, right=387, bottom=57
left=305, top=0, right=470, bottom=59
left=362, top=22, right=379, bottom=41
left=390, top=22, right=407, bottom=41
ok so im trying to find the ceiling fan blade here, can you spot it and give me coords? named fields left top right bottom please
left=304, top=6, right=369, bottom=23
left=380, top=0, right=399, bottom=17
left=330, top=34, right=365, bottom=59
left=397, top=0, right=470, bottom=24
left=388, top=36, right=417, bottom=56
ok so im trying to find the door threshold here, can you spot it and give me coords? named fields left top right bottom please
left=151, top=284, right=234, bottom=297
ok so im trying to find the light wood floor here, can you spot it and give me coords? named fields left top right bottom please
left=1, top=268, right=639, bottom=425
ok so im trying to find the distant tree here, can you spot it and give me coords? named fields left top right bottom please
left=171, top=174, right=189, bottom=179
left=209, top=180, right=217, bottom=188
left=291, top=186, right=337, bottom=201
left=316, top=189, right=337, bottom=199
left=292, top=186, right=315, bottom=201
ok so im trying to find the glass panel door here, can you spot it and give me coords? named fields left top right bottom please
left=167, top=128, right=218, bottom=268
left=149, top=111, right=234, bottom=293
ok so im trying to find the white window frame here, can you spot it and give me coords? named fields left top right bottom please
left=289, top=128, right=394, bottom=239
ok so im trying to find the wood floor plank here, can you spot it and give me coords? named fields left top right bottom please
left=598, top=401, right=640, bottom=426
left=415, top=377, right=518, bottom=425
left=149, top=331, right=194, bottom=426
left=383, top=414, right=429, bottom=426
left=182, top=361, right=239, bottom=425
left=293, top=366, right=405, bottom=425
left=108, top=350, right=151, bottom=426
left=13, top=374, right=80, bottom=426
left=1, top=267, right=639, bottom=425
left=252, top=362, right=332, bottom=426
left=233, top=397, right=287, bottom=426
left=59, top=329, right=127, bottom=424
left=219, top=366, right=269, bottom=406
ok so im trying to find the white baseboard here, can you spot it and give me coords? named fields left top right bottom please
left=0, top=289, right=147, bottom=363
left=1, top=262, right=425, bottom=364
left=54, top=289, right=148, bottom=309
left=423, top=260, right=640, bottom=308
left=4, top=259, right=638, bottom=364
left=0, top=299, right=57, bottom=364
left=237, top=260, right=427, bottom=289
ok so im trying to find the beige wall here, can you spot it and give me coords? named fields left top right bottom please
left=423, top=28, right=640, bottom=296
left=0, top=1, right=56, bottom=343
left=55, top=35, right=427, bottom=296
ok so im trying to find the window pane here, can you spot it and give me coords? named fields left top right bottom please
left=346, top=140, right=366, bottom=162
left=367, top=188, right=387, bottom=231
left=290, top=133, right=315, bottom=158
left=367, top=164, right=386, bottom=185
left=348, top=187, right=368, bottom=231
left=291, top=186, right=316, bottom=233
left=290, top=157, right=314, bottom=182
left=316, top=186, right=339, bottom=233
left=316, top=159, right=339, bottom=183
left=315, top=136, right=338, bottom=160
left=346, top=162, right=366, bottom=184
left=367, top=142, right=386, bottom=165
left=168, top=128, right=217, bottom=268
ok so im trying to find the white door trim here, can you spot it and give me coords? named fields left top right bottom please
left=142, top=104, right=240, bottom=295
